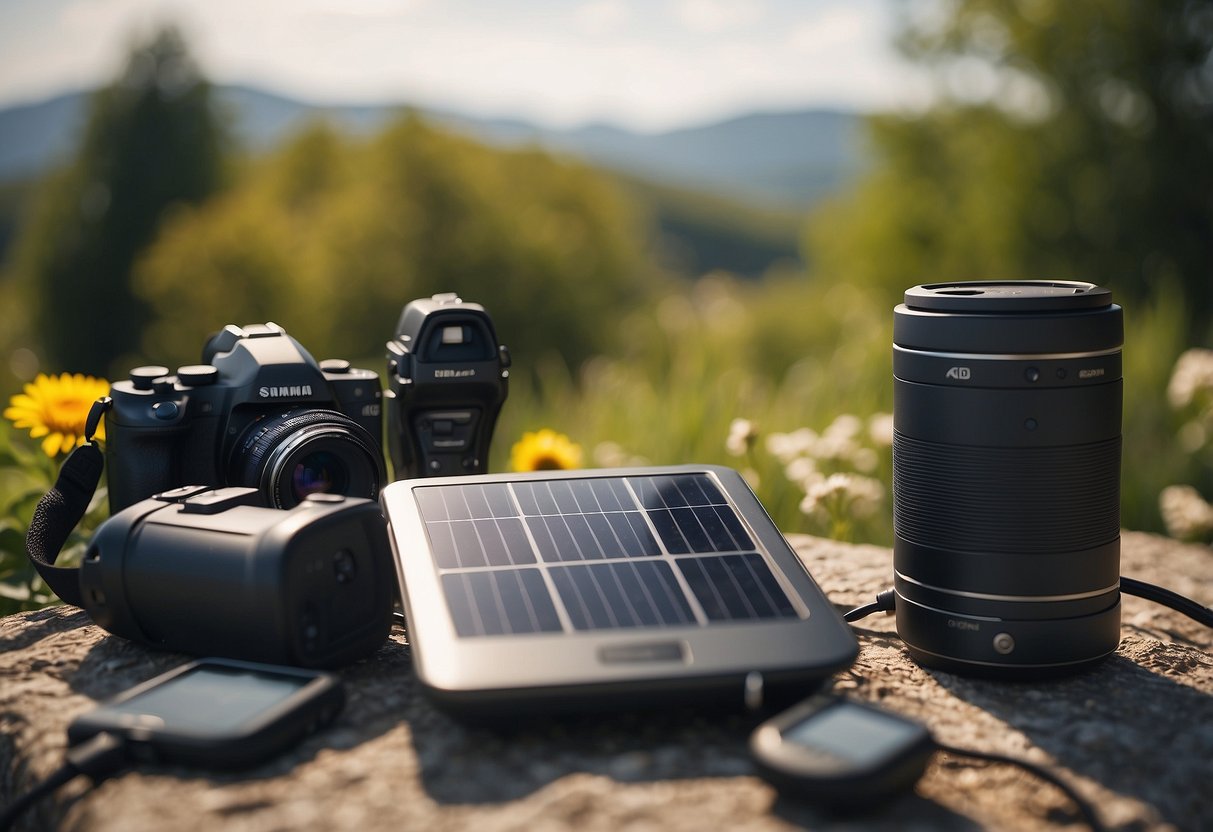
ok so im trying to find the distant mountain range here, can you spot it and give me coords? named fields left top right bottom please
left=0, top=85, right=864, bottom=208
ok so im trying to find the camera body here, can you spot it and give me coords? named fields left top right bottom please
left=106, top=323, right=385, bottom=512
left=892, top=281, right=1123, bottom=677
left=385, top=294, right=509, bottom=478
left=79, top=487, right=395, bottom=668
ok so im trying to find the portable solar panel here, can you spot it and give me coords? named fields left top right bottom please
left=381, top=466, right=858, bottom=715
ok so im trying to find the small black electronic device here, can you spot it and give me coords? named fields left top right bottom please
left=749, top=694, right=934, bottom=808
left=893, top=281, right=1123, bottom=676
left=80, top=488, right=394, bottom=668
left=67, top=659, right=344, bottom=769
left=380, top=465, right=857, bottom=715
left=106, top=322, right=385, bottom=512
left=385, top=293, right=509, bottom=478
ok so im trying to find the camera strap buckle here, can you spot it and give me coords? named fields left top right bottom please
left=23, top=396, right=113, bottom=607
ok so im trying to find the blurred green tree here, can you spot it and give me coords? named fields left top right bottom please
left=12, top=26, right=226, bottom=375
left=134, top=115, right=652, bottom=371
left=809, top=0, right=1213, bottom=338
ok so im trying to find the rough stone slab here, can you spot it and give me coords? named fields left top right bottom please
left=0, top=530, right=1210, bottom=831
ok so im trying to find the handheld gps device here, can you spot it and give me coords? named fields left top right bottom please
left=68, top=659, right=345, bottom=769
left=381, top=465, right=858, bottom=715
left=749, top=694, right=935, bottom=807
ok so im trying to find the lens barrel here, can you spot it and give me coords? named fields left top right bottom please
left=230, top=408, right=385, bottom=509
left=892, top=281, right=1123, bottom=677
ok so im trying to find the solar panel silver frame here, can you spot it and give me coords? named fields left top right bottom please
left=381, top=465, right=858, bottom=713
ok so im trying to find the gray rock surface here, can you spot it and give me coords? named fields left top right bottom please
left=1, top=530, right=1210, bottom=831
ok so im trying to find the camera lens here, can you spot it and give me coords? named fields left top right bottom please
left=892, top=281, right=1123, bottom=677
left=291, top=450, right=350, bottom=501
left=231, top=409, right=385, bottom=508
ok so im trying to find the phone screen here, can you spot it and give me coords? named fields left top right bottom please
left=105, top=665, right=311, bottom=732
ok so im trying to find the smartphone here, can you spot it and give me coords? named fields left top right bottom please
left=68, top=658, right=344, bottom=770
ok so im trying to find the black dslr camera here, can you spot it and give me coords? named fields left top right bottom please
left=80, top=486, right=394, bottom=667
left=385, top=294, right=509, bottom=477
left=106, top=323, right=385, bottom=512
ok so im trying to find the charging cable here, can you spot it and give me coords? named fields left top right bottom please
left=0, top=733, right=128, bottom=831
left=836, top=576, right=1206, bottom=831
left=933, top=742, right=1106, bottom=832
left=843, top=578, right=1213, bottom=628
left=1119, top=577, right=1213, bottom=627
left=843, top=588, right=896, bottom=622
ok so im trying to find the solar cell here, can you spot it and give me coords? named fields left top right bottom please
left=550, top=561, right=697, bottom=630
left=441, top=569, right=562, bottom=637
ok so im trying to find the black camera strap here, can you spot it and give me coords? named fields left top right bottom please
left=24, top=397, right=112, bottom=608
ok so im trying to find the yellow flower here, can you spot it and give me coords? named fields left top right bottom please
left=4, top=372, right=110, bottom=457
left=510, top=429, right=583, bottom=472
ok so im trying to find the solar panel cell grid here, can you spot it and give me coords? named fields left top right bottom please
left=417, top=474, right=801, bottom=638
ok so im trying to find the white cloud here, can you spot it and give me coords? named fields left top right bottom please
left=0, top=0, right=928, bottom=129
left=59, top=0, right=155, bottom=30
left=576, top=1, right=632, bottom=35
left=304, top=0, right=428, bottom=17
left=788, top=7, right=872, bottom=53
left=674, top=0, right=765, bottom=34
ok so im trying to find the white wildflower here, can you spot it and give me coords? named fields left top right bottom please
left=726, top=418, right=758, bottom=457
left=852, top=447, right=879, bottom=473
left=800, top=473, right=852, bottom=517
left=1167, top=349, right=1213, bottom=410
left=799, top=473, right=884, bottom=519
left=868, top=412, right=895, bottom=447
left=784, top=456, right=820, bottom=487
left=846, top=475, right=886, bottom=518
left=1159, top=485, right=1213, bottom=541
left=813, top=433, right=858, bottom=463
left=824, top=414, right=862, bottom=441
left=766, top=428, right=818, bottom=463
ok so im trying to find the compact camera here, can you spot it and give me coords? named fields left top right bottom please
left=80, top=486, right=394, bottom=667
left=106, top=323, right=386, bottom=512
left=385, top=293, right=510, bottom=477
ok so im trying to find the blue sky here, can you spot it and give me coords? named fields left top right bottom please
left=0, top=0, right=928, bottom=130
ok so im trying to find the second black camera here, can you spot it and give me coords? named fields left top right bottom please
left=106, top=323, right=385, bottom=512
left=385, top=293, right=510, bottom=477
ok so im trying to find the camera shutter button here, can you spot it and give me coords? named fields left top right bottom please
left=129, top=366, right=170, bottom=390
left=177, top=365, right=218, bottom=386
left=320, top=359, right=351, bottom=374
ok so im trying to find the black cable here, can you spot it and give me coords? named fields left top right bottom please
left=0, top=765, right=77, bottom=831
left=1120, top=577, right=1213, bottom=628
left=0, top=733, right=128, bottom=831
left=935, top=741, right=1106, bottom=832
left=844, top=589, right=896, bottom=622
